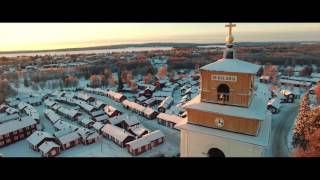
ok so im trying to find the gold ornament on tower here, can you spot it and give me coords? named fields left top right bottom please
left=225, top=22, right=236, bottom=44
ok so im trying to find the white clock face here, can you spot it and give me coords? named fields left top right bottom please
left=215, top=118, right=224, bottom=128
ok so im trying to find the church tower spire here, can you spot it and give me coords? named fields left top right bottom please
left=223, top=22, right=236, bottom=59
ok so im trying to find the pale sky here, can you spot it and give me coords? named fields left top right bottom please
left=0, top=23, right=319, bottom=51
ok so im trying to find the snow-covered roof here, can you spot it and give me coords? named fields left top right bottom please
left=86, top=132, right=100, bottom=140
left=181, top=95, right=190, bottom=101
left=145, top=85, right=156, bottom=91
left=76, top=127, right=99, bottom=140
left=44, top=99, right=57, bottom=107
left=281, top=76, right=320, bottom=83
left=57, top=107, right=80, bottom=118
left=128, top=125, right=148, bottom=136
left=95, top=115, right=109, bottom=122
left=54, top=128, right=75, bottom=137
left=167, top=106, right=185, bottom=116
left=90, top=100, right=106, bottom=109
left=92, top=122, right=104, bottom=131
left=44, top=109, right=61, bottom=124
left=136, top=96, right=147, bottom=102
left=0, top=113, right=20, bottom=123
left=279, top=79, right=312, bottom=86
left=104, top=105, right=120, bottom=115
left=157, top=113, right=185, bottom=124
left=78, top=101, right=96, bottom=112
left=18, top=102, right=28, bottom=110
left=122, top=100, right=146, bottom=112
left=123, top=115, right=140, bottom=126
left=38, top=141, right=60, bottom=154
left=190, top=80, right=199, bottom=86
left=106, top=91, right=125, bottom=100
left=143, top=107, right=156, bottom=116
left=101, top=124, right=134, bottom=142
left=142, top=130, right=164, bottom=142
left=52, top=104, right=63, bottom=111
left=0, top=118, right=37, bottom=136
left=26, top=131, right=55, bottom=146
left=159, top=96, right=174, bottom=109
left=64, top=92, right=75, bottom=98
left=109, top=116, right=123, bottom=125
left=181, top=84, right=191, bottom=90
left=126, top=137, right=150, bottom=149
left=153, top=91, right=172, bottom=97
left=183, top=93, right=267, bottom=121
left=109, top=114, right=140, bottom=126
left=79, top=116, right=94, bottom=126
left=57, top=131, right=81, bottom=144
left=143, top=98, right=156, bottom=105
left=5, top=107, right=19, bottom=115
left=19, top=102, right=39, bottom=120
left=76, top=92, right=92, bottom=101
left=200, top=58, right=260, bottom=74
left=54, top=120, right=79, bottom=131
left=91, top=110, right=105, bottom=117
left=162, top=87, right=174, bottom=92
left=8, top=100, right=20, bottom=107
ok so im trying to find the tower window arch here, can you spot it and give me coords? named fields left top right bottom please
left=217, top=84, right=230, bottom=102
left=207, top=148, right=225, bottom=157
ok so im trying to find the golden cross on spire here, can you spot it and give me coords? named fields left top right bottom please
left=225, top=22, right=236, bottom=36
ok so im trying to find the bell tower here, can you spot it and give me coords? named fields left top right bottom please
left=200, top=23, right=256, bottom=107
left=178, top=23, right=271, bottom=157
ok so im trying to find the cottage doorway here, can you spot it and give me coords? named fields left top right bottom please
left=217, top=84, right=230, bottom=102
left=207, top=148, right=225, bottom=157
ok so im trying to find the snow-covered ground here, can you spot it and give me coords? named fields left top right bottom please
left=270, top=91, right=302, bottom=157
left=2, top=79, right=181, bottom=157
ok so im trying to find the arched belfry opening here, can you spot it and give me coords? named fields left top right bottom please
left=217, top=84, right=230, bottom=102
left=207, top=148, right=225, bottom=157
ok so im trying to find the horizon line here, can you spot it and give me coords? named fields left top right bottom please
left=0, top=40, right=319, bottom=55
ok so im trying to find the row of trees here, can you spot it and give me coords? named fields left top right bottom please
left=292, top=91, right=320, bottom=157
left=0, top=79, right=17, bottom=104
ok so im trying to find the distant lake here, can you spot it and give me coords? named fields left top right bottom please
left=197, top=45, right=225, bottom=48
left=0, top=46, right=174, bottom=57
